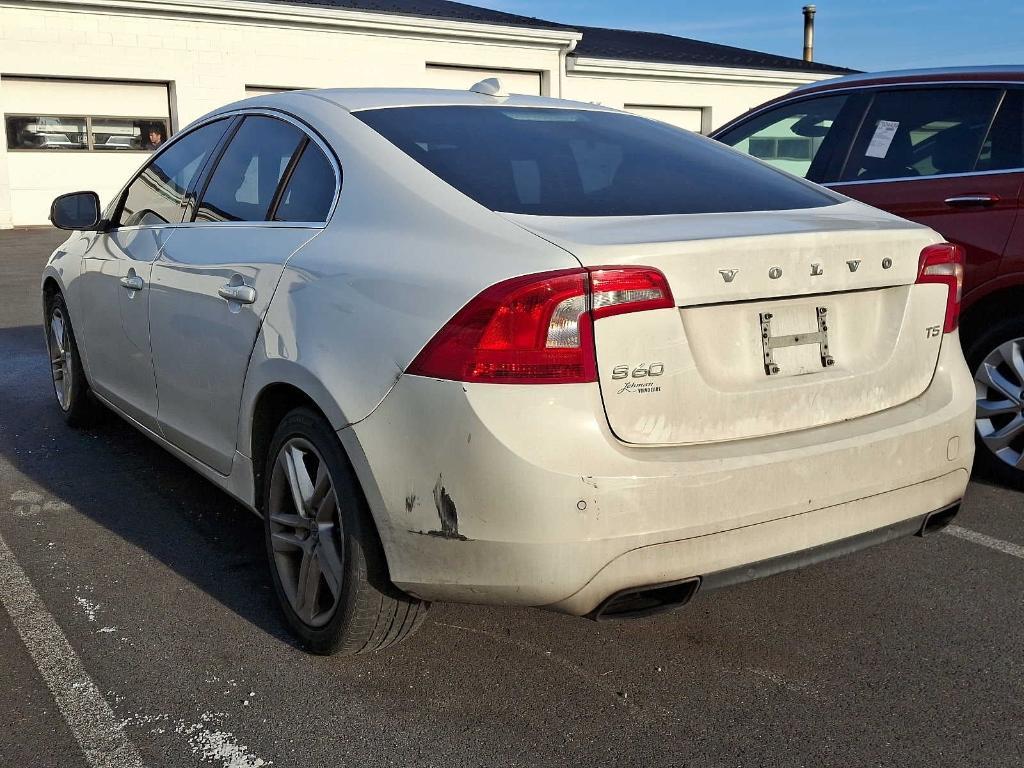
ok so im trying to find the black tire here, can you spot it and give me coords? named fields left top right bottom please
left=965, top=315, right=1024, bottom=490
left=43, top=291, right=100, bottom=428
left=262, top=407, right=428, bottom=655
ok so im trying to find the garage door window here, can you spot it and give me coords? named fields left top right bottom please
left=5, top=115, right=170, bottom=152
left=5, top=116, right=88, bottom=150
left=92, top=118, right=169, bottom=151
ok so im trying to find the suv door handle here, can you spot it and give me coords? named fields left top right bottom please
left=218, top=284, right=257, bottom=305
left=944, top=194, right=999, bottom=208
left=120, top=274, right=144, bottom=291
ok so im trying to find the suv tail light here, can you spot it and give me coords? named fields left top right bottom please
left=408, top=267, right=674, bottom=384
left=916, top=243, right=965, bottom=333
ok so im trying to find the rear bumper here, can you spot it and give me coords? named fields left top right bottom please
left=589, top=501, right=959, bottom=620
left=696, top=502, right=959, bottom=596
left=556, top=484, right=963, bottom=616
left=346, top=337, right=974, bottom=615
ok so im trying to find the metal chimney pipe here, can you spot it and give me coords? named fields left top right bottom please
left=802, top=5, right=816, bottom=62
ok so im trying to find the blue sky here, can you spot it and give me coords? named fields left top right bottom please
left=477, top=1, right=1024, bottom=72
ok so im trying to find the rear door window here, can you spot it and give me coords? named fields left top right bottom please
left=715, top=94, right=850, bottom=181
left=273, top=141, right=336, bottom=223
left=195, top=116, right=304, bottom=222
left=356, top=106, right=840, bottom=217
left=840, top=88, right=1003, bottom=182
left=976, top=89, right=1024, bottom=173
left=116, top=119, right=229, bottom=227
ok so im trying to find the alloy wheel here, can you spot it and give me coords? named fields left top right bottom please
left=267, top=438, right=345, bottom=628
left=48, top=308, right=72, bottom=410
left=975, top=337, right=1024, bottom=471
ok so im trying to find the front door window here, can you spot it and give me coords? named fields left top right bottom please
left=115, top=119, right=230, bottom=227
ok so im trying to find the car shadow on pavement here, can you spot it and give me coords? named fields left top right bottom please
left=0, top=322, right=294, bottom=645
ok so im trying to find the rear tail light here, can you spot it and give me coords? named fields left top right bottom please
left=916, top=243, right=965, bottom=333
left=407, top=267, right=674, bottom=384
left=590, top=268, right=674, bottom=320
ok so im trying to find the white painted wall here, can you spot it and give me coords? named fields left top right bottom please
left=624, top=105, right=705, bottom=132
left=0, top=0, right=831, bottom=226
left=563, top=58, right=833, bottom=134
left=424, top=65, right=543, bottom=95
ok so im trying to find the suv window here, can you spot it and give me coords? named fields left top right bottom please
left=840, top=88, right=1003, bottom=182
left=196, top=116, right=304, bottom=223
left=356, top=106, right=840, bottom=217
left=116, top=119, right=229, bottom=227
left=715, top=94, right=849, bottom=181
left=977, top=89, right=1024, bottom=173
left=274, top=141, right=336, bottom=222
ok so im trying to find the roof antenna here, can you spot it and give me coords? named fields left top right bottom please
left=469, top=77, right=505, bottom=97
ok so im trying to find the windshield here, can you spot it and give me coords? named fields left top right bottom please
left=355, top=106, right=841, bottom=217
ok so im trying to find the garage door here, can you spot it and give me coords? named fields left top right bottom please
left=425, top=65, right=542, bottom=96
left=4, top=77, right=168, bottom=118
left=3, top=77, right=170, bottom=224
left=625, top=105, right=706, bottom=134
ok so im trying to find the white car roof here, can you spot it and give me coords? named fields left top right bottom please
left=230, top=87, right=619, bottom=115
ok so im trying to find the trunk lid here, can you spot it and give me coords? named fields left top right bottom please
left=503, top=200, right=949, bottom=445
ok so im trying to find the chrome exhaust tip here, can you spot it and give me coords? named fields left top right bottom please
left=917, top=503, right=961, bottom=536
left=590, top=577, right=701, bottom=621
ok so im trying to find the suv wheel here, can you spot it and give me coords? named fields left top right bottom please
left=967, top=317, right=1024, bottom=489
left=263, top=408, right=428, bottom=655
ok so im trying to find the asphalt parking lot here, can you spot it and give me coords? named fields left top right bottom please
left=1, top=227, right=1022, bottom=768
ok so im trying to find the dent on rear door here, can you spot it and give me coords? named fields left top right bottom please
left=149, top=225, right=318, bottom=474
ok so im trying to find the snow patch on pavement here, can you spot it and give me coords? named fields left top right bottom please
left=120, top=711, right=271, bottom=768
left=176, top=716, right=271, bottom=768
left=10, top=489, right=43, bottom=504
left=8, top=489, right=70, bottom=517
left=74, top=594, right=100, bottom=622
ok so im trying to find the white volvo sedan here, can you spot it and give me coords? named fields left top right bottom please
left=42, top=83, right=974, bottom=654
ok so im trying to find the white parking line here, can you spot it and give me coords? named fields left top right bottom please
left=0, top=530, right=145, bottom=768
left=944, top=525, right=1024, bottom=560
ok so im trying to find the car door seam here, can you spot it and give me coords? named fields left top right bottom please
left=231, top=226, right=326, bottom=454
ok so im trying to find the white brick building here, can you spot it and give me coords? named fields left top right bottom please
left=0, top=0, right=850, bottom=226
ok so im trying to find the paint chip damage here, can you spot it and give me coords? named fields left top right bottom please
left=427, top=474, right=466, bottom=540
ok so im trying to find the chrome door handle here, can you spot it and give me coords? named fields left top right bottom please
left=944, top=194, right=998, bottom=208
left=218, top=284, right=257, bottom=305
left=120, top=275, right=144, bottom=291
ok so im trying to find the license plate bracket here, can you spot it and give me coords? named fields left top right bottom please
left=760, top=306, right=835, bottom=376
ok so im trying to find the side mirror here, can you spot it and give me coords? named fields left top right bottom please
left=50, top=191, right=102, bottom=231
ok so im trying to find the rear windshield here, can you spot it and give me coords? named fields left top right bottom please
left=355, top=106, right=840, bottom=217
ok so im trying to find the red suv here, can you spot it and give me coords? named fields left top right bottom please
left=714, top=66, right=1024, bottom=488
